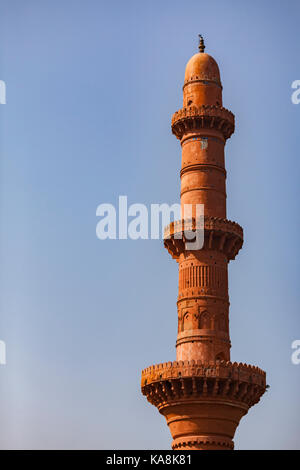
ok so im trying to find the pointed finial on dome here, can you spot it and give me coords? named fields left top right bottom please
left=198, top=34, right=205, bottom=53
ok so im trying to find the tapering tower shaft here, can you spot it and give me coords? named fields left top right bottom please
left=141, top=39, right=266, bottom=451
left=169, top=50, right=238, bottom=363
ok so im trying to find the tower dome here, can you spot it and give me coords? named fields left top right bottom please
left=182, top=36, right=223, bottom=107
left=184, top=52, right=221, bottom=87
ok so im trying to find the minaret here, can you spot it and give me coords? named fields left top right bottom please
left=141, top=37, right=267, bottom=450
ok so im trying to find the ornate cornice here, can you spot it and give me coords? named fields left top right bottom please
left=171, top=105, right=234, bottom=141
left=164, top=216, right=243, bottom=261
left=183, top=77, right=222, bottom=90
left=141, top=359, right=266, bottom=410
left=172, top=435, right=234, bottom=450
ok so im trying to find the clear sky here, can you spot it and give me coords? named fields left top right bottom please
left=0, top=0, right=299, bottom=450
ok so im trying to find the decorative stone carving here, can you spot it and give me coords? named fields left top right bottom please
left=172, top=105, right=234, bottom=141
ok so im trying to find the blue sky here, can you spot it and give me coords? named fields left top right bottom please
left=0, top=0, right=299, bottom=449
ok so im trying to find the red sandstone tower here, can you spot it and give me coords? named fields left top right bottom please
left=141, top=37, right=267, bottom=450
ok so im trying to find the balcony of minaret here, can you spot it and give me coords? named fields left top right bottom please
left=164, top=217, right=243, bottom=262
